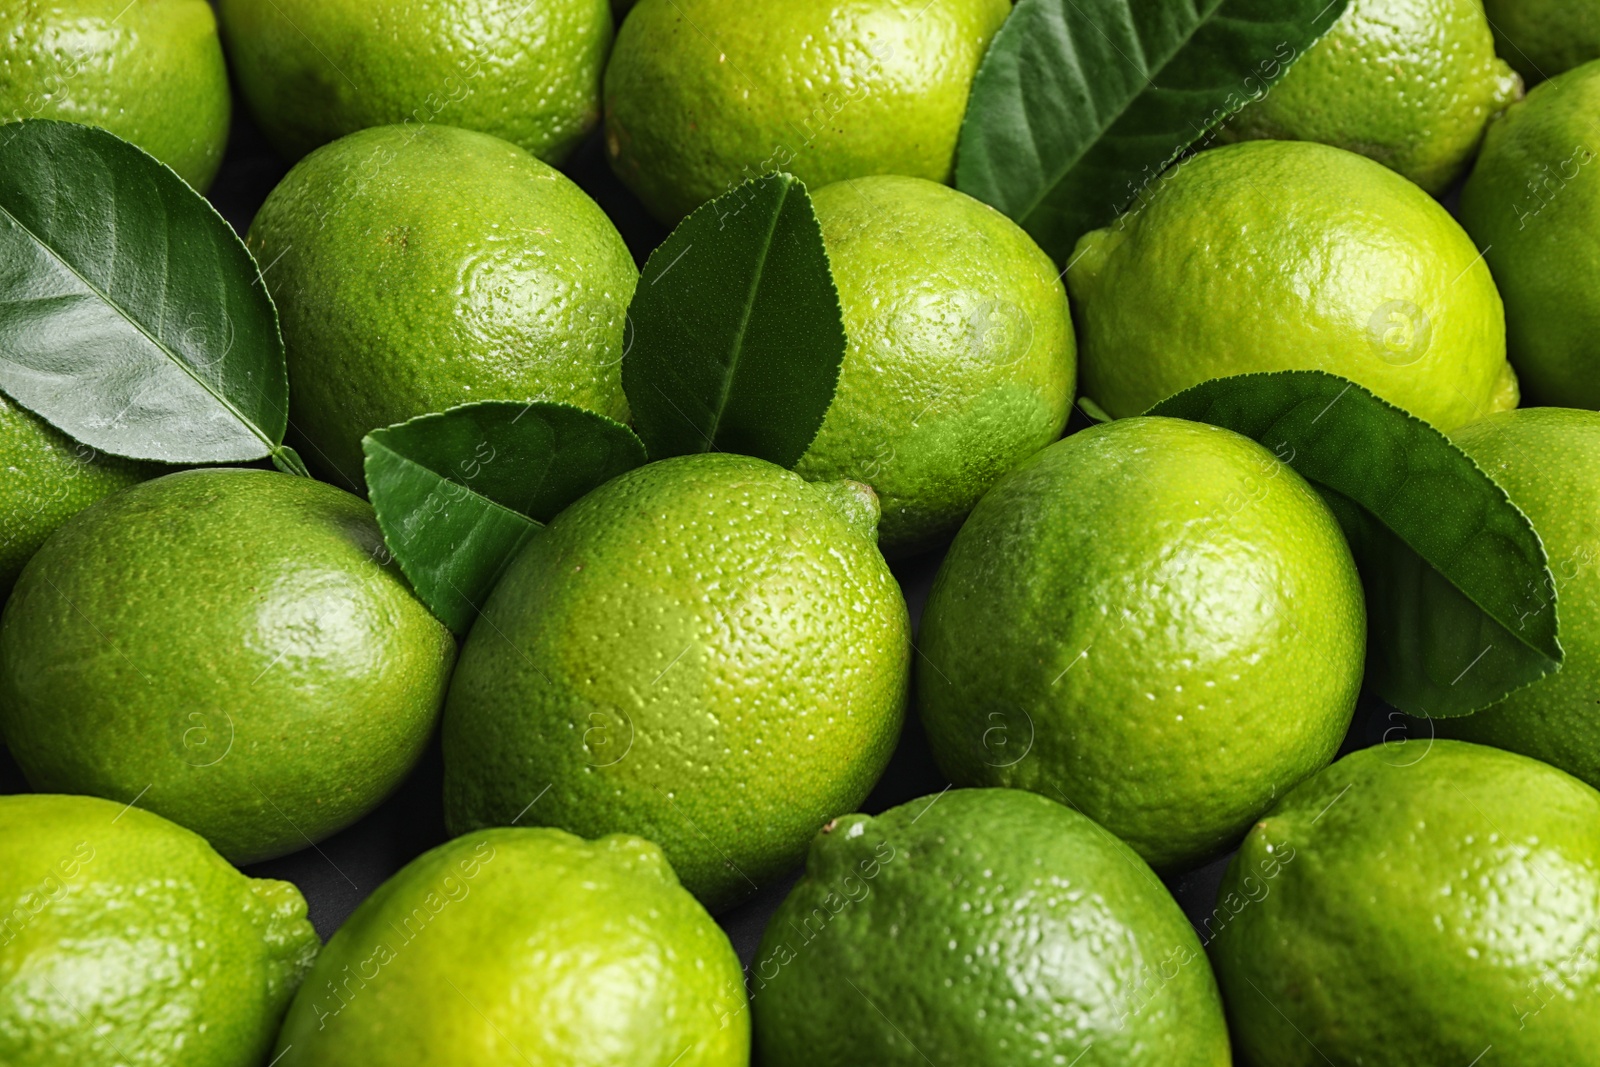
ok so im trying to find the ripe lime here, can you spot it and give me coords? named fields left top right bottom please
left=0, top=392, right=155, bottom=598
left=0, top=793, right=317, bottom=1067
left=754, top=789, right=1231, bottom=1066
left=1438, top=409, right=1600, bottom=782
left=1214, top=741, right=1600, bottom=1063
left=1482, top=0, right=1600, bottom=84
left=0, top=0, right=231, bottom=190
left=0, top=468, right=456, bottom=864
left=603, top=0, right=1011, bottom=222
left=218, top=0, right=611, bottom=162
left=1225, top=0, right=1520, bottom=194
left=442, top=453, right=910, bottom=911
left=794, top=176, right=1075, bottom=556
left=274, top=828, right=746, bottom=1065
left=1459, top=62, right=1600, bottom=408
left=246, top=124, right=636, bottom=488
left=918, top=417, right=1365, bottom=870
left=1069, top=140, right=1515, bottom=430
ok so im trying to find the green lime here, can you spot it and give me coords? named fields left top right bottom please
left=1436, top=409, right=1600, bottom=781
left=793, top=176, right=1075, bottom=556
left=1068, top=140, right=1516, bottom=431
left=918, top=417, right=1365, bottom=870
left=1459, top=63, right=1600, bottom=408
left=1483, top=0, right=1600, bottom=84
left=0, top=392, right=155, bottom=598
left=753, top=788, right=1231, bottom=1065
left=0, top=0, right=231, bottom=189
left=1224, top=0, right=1520, bottom=194
left=0, top=793, right=318, bottom=1067
left=247, top=123, right=636, bottom=489
left=0, top=468, right=456, bottom=864
left=442, top=453, right=910, bottom=911
left=217, top=0, right=611, bottom=163
left=1213, top=741, right=1600, bottom=1063
left=603, top=0, right=1011, bottom=223
left=274, top=827, right=747, bottom=1065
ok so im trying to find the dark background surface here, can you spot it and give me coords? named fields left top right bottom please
left=0, top=105, right=1408, bottom=965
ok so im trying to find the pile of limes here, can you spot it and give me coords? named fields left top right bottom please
left=5, top=0, right=1600, bottom=1064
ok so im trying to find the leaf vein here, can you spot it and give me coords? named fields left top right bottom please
left=701, top=181, right=792, bottom=447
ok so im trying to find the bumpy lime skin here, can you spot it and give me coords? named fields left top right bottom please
left=795, top=177, right=1075, bottom=557
left=1460, top=64, right=1600, bottom=409
left=0, top=468, right=457, bottom=865
left=603, top=0, right=1012, bottom=223
left=1438, top=410, right=1600, bottom=780
left=0, top=392, right=155, bottom=598
left=218, top=0, right=612, bottom=163
left=0, top=794, right=318, bottom=1067
left=1484, top=0, right=1600, bottom=84
left=0, top=0, right=231, bottom=190
left=752, top=789, right=1230, bottom=1066
left=442, top=453, right=911, bottom=912
left=1069, top=140, right=1514, bottom=431
left=1214, top=741, right=1600, bottom=1065
left=274, top=827, right=748, bottom=1066
left=918, top=418, right=1365, bottom=871
left=247, top=124, right=637, bottom=489
left=1226, top=0, right=1520, bottom=195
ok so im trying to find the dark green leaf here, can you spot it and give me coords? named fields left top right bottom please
left=1150, top=371, right=1560, bottom=718
left=956, top=0, right=1348, bottom=262
left=621, top=172, right=845, bottom=466
left=0, top=119, right=289, bottom=464
left=364, top=441, right=538, bottom=637
left=362, top=401, right=646, bottom=633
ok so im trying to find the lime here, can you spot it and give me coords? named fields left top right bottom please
left=0, top=793, right=318, bottom=1067
left=1213, top=741, right=1600, bottom=1064
left=603, top=0, right=1011, bottom=223
left=1483, top=0, right=1600, bottom=84
left=274, top=827, right=747, bottom=1065
left=1436, top=409, right=1600, bottom=782
left=217, top=0, right=611, bottom=163
left=0, top=391, right=155, bottom=598
left=0, top=468, right=456, bottom=864
left=1068, top=140, right=1515, bottom=430
left=1459, top=63, right=1600, bottom=409
left=442, top=452, right=910, bottom=911
left=0, top=0, right=231, bottom=190
left=247, top=124, right=636, bottom=489
left=1224, top=0, right=1520, bottom=194
left=753, top=788, right=1231, bottom=1065
left=918, top=417, right=1365, bottom=870
left=793, top=176, right=1075, bottom=556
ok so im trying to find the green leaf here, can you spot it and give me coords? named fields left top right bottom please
left=0, top=119, right=289, bottom=464
left=362, top=401, right=646, bottom=634
left=271, top=445, right=310, bottom=478
left=621, top=172, right=845, bottom=467
left=1150, top=371, right=1561, bottom=718
left=956, top=0, right=1349, bottom=263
